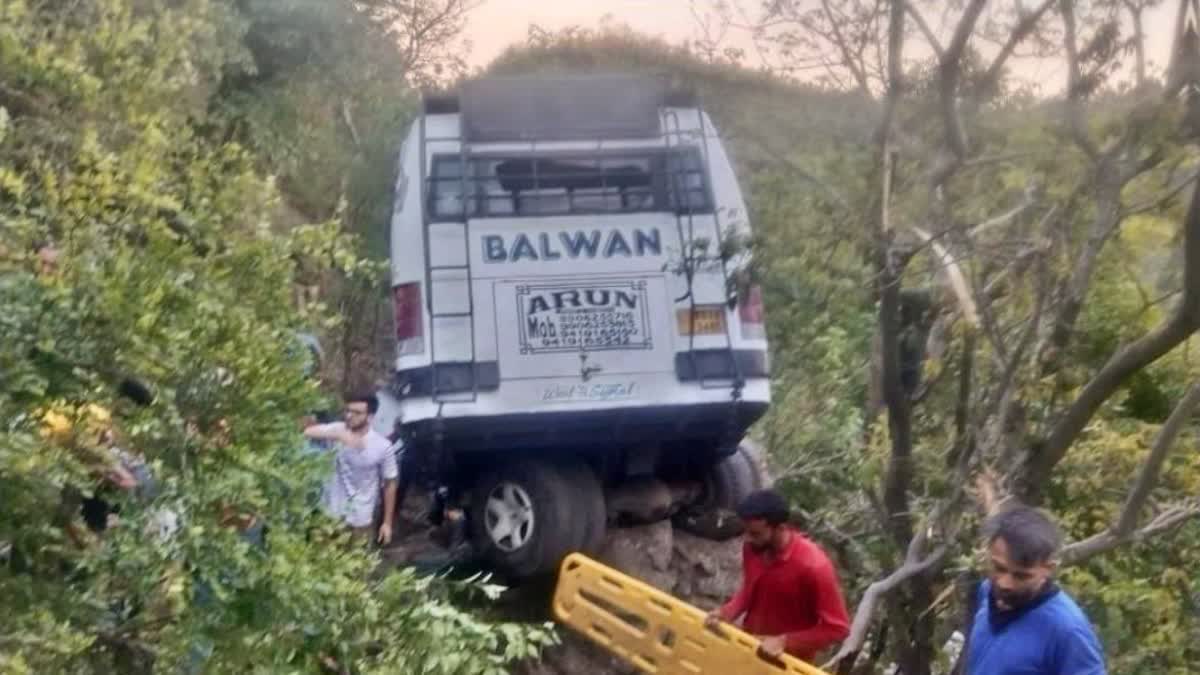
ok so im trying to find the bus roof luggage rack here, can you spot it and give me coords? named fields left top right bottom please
left=422, top=91, right=460, bottom=114
left=460, top=74, right=666, bottom=142
left=426, top=79, right=697, bottom=118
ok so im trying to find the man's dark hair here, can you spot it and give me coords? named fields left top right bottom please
left=346, top=391, right=379, bottom=415
left=983, top=506, right=1063, bottom=566
left=736, top=489, right=790, bottom=526
left=117, top=378, right=154, bottom=407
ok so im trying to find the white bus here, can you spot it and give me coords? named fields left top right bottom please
left=386, top=75, right=771, bottom=577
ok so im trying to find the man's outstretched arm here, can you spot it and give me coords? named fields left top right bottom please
left=378, top=478, right=397, bottom=545
left=303, top=423, right=362, bottom=448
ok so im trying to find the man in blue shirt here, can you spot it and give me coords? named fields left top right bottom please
left=966, top=506, right=1106, bottom=675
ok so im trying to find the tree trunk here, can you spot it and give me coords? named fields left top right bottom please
left=893, top=579, right=937, bottom=675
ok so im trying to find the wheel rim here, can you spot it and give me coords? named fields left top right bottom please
left=484, top=481, right=535, bottom=552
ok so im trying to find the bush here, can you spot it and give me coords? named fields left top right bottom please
left=0, top=1, right=555, bottom=672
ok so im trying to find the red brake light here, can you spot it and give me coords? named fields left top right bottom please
left=739, top=284, right=765, bottom=339
left=393, top=282, right=425, bottom=355
left=739, top=284, right=764, bottom=322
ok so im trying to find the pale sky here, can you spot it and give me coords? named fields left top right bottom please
left=466, top=0, right=702, bottom=66
left=464, top=0, right=1180, bottom=92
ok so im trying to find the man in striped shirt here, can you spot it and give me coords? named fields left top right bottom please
left=304, top=392, right=398, bottom=545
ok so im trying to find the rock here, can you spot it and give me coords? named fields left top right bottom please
left=598, top=519, right=675, bottom=589
left=672, top=507, right=744, bottom=541
left=605, top=476, right=676, bottom=524
left=669, top=530, right=743, bottom=605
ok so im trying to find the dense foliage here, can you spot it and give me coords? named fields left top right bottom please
left=491, top=21, right=1200, bottom=673
left=5, top=3, right=1199, bottom=673
left=0, top=1, right=554, bottom=672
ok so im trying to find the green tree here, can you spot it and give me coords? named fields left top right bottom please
left=711, top=1, right=1200, bottom=672
left=0, top=0, right=554, bottom=672
left=485, top=8, right=1200, bottom=674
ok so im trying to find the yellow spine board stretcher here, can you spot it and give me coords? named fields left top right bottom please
left=553, top=553, right=834, bottom=675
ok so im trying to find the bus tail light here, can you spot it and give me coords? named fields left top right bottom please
left=393, top=282, right=425, bottom=355
left=738, top=284, right=765, bottom=340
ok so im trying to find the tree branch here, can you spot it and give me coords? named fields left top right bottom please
left=1061, top=500, right=1200, bottom=566
left=911, top=225, right=981, bottom=327
left=837, top=447, right=979, bottom=670
left=948, top=330, right=977, bottom=468
left=826, top=506, right=952, bottom=670
left=901, top=0, right=944, bottom=58
left=340, top=100, right=362, bottom=149
left=877, top=0, right=912, bottom=551
left=880, top=196, right=915, bottom=551
left=821, top=0, right=874, bottom=96
left=1121, top=167, right=1200, bottom=218
left=968, top=188, right=1040, bottom=237
left=1124, top=0, right=1147, bottom=90
left=978, top=0, right=1057, bottom=94
left=1059, top=0, right=1100, bottom=160
left=962, top=151, right=1039, bottom=169
left=934, top=0, right=989, bottom=176
left=1041, top=170, right=1123, bottom=368
left=879, top=0, right=906, bottom=137
left=944, top=0, right=989, bottom=67
left=985, top=254, right=1050, bottom=462
left=826, top=546, right=947, bottom=669
left=1023, top=175, right=1200, bottom=501
left=1114, top=381, right=1200, bottom=534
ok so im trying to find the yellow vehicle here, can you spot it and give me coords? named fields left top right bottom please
left=552, top=553, right=833, bottom=675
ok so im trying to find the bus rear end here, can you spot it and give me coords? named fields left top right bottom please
left=387, top=75, right=770, bottom=577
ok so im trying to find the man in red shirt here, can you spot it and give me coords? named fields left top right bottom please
left=705, top=489, right=851, bottom=662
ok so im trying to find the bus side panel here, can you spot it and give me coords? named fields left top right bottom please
left=699, top=112, right=766, bottom=353
left=391, top=121, right=432, bottom=371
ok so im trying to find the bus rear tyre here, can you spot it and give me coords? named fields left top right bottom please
left=701, top=443, right=762, bottom=510
left=737, top=439, right=770, bottom=490
left=469, top=459, right=594, bottom=578
left=555, top=461, right=607, bottom=555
